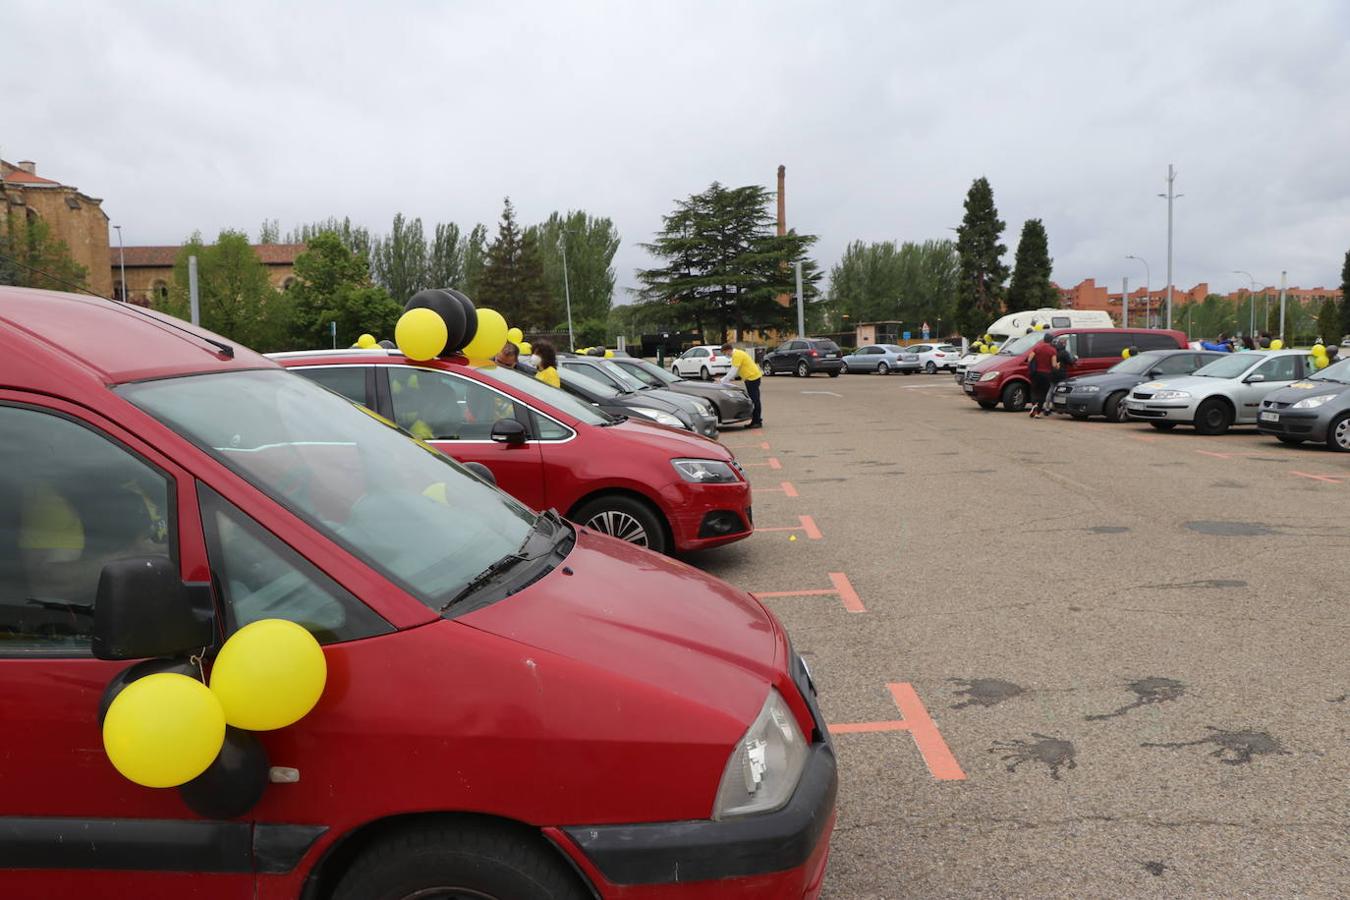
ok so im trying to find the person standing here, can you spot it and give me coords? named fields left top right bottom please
left=1040, top=334, right=1076, bottom=417
left=1026, top=333, right=1058, bottom=419
left=533, top=341, right=561, bottom=388
left=720, top=341, right=763, bottom=429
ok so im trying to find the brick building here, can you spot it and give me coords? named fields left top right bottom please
left=1, top=159, right=113, bottom=296
left=1055, top=278, right=1340, bottom=326
left=117, top=243, right=305, bottom=306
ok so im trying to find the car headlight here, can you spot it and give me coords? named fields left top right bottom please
left=713, top=689, right=809, bottom=819
left=1076, top=385, right=1100, bottom=393
left=632, top=407, right=685, bottom=427
left=671, top=458, right=739, bottom=483
left=978, top=371, right=1001, bottom=381
left=1292, top=394, right=1335, bottom=409
left=720, top=389, right=743, bottom=399
left=1152, top=390, right=1191, bottom=400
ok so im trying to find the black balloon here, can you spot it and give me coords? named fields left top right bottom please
left=444, top=289, right=477, bottom=352
left=179, top=727, right=269, bottom=819
left=405, top=289, right=467, bottom=352
left=98, top=658, right=197, bottom=728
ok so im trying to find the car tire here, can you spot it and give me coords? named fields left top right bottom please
left=1103, top=391, right=1129, bottom=423
left=1327, top=413, right=1350, bottom=452
left=1193, top=398, right=1233, bottom=435
left=925, top=361, right=937, bottom=375
left=1150, top=422, right=1178, bottom=431
left=331, top=821, right=589, bottom=900
left=842, top=363, right=852, bottom=374
left=828, top=370, right=840, bottom=378
left=573, top=494, right=668, bottom=554
left=1001, top=381, right=1028, bottom=411
left=1276, top=435, right=1304, bottom=445
left=700, top=366, right=711, bottom=381
left=977, top=400, right=999, bottom=410
left=1070, top=412, right=1089, bottom=420
left=796, top=361, right=810, bottom=378
left=877, top=362, right=889, bottom=375
left=671, top=363, right=681, bottom=377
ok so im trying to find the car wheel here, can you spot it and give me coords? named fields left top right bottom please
left=1150, top=422, right=1178, bottom=431
left=877, top=362, right=889, bottom=375
left=671, top=363, right=681, bottom=376
left=1103, top=391, right=1129, bottom=423
left=331, top=821, right=589, bottom=900
left=796, top=361, right=810, bottom=378
left=925, top=361, right=937, bottom=375
left=1276, top=435, right=1304, bottom=445
left=1070, top=412, right=1089, bottom=420
left=1327, top=413, right=1350, bottom=452
left=573, top=494, right=668, bottom=554
left=977, top=400, right=999, bottom=410
left=700, top=366, right=711, bottom=381
left=828, top=370, right=840, bottom=378
left=1001, top=381, right=1028, bottom=411
left=842, top=363, right=852, bottom=374
left=1193, top=398, right=1233, bottom=435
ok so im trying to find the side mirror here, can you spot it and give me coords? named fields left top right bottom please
left=490, top=418, right=527, bottom=445
left=93, top=556, right=214, bottom=660
left=461, top=461, right=498, bottom=486
left=1147, top=369, right=1161, bottom=377
left=1246, top=373, right=1266, bottom=383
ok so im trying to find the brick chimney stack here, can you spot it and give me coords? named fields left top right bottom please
left=17, top=161, right=36, bottom=175
left=776, top=165, right=786, bottom=237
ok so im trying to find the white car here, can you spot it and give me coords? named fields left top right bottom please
left=904, top=343, right=962, bottom=374
left=1124, top=349, right=1314, bottom=435
left=671, top=345, right=733, bottom=380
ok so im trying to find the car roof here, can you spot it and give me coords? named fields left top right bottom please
left=1, top=286, right=274, bottom=394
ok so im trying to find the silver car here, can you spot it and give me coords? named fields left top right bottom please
left=1256, top=356, right=1350, bottom=450
left=1124, top=350, right=1314, bottom=435
left=841, top=344, right=920, bottom=375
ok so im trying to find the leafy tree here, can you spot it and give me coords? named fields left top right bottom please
left=1340, top=250, right=1350, bottom=340
left=529, top=211, right=620, bottom=324
left=286, top=231, right=401, bottom=348
left=953, top=177, right=1008, bottom=337
left=257, top=218, right=280, bottom=243
left=0, top=209, right=89, bottom=290
left=1006, top=219, right=1057, bottom=310
left=636, top=182, right=820, bottom=340
left=827, top=239, right=957, bottom=333
left=1316, top=297, right=1340, bottom=344
left=427, top=222, right=463, bottom=288
left=477, top=198, right=553, bottom=328
left=285, top=217, right=373, bottom=258
left=157, top=230, right=286, bottom=351
left=371, top=213, right=429, bottom=306
left=461, top=224, right=488, bottom=298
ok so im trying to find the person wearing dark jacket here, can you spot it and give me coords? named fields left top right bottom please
left=1040, top=335, right=1077, bottom=417
left=1027, top=333, right=1059, bottom=419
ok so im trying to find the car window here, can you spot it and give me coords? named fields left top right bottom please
left=475, top=364, right=613, bottom=424
left=938, top=345, right=959, bottom=353
left=619, top=362, right=663, bottom=387
left=389, top=368, right=525, bottom=441
left=1085, top=332, right=1132, bottom=358
left=0, top=405, right=174, bottom=657
left=294, top=365, right=369, bottom=407
left=912, top=345, right=931, bottom=353
left=1255, top=355, right=1298, bottom=382
left=1155, top=354, right=1199, bottom=375
left=1051, top=316, right=1071, bottom=328
left=691, top=348, right=707, bottom=358
left=530, top=411, right=573, bottom=440
left=199, top=484, right=390, bottom=645
left=1135, top=332, right=1182, bottom=351
left=561, top=360, right=624, bottom=391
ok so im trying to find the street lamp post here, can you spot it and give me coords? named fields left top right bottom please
left=113, top=224, right=127, bottom=302
left=558, top=234, right=575, bottom=351
left=1232, top=270, right=1270, bottom=340
left=1126, top=255, right=1150, bottom=328
left=1157, top=165, right=1182, bottom=329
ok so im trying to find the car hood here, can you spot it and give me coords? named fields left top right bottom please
left=1135, top=374, right=1236, bottom=396
left=644, top=387, right=712, bottom=416
left=1264, top=381, right=1350, bottom=404
left=1063, top=372, right=1140, bottom=390
left=460, top=529, right=778, bottom=722
left=607, top=416, right=731, bottom=457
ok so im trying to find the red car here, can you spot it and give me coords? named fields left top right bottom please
left=273, top=350, right=752, bottom=555
left=0, top=287, right=835, bottom=899
left=962, top=327, right=1190, bottom=410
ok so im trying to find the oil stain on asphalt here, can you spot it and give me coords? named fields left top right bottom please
left=1087, top=525, right=1130, bottom=534
left=990, top=734, right=1077, bottom=780
left=1141, top=727, right=1291, bottom=765
left=950, top=678, right=1025, bottom=709
left=1143, top=861, right=1168, bottom=877
left=1086, top=677, right=1186, bottom=721
left=1183, top=521, right=1276, bottom=536
left=1144, top=578, right=1247, bottom=590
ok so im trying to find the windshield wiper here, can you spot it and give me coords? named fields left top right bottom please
left=439, top=512, right=571, bottom=612
left=599, top=414, right=628, bottom=426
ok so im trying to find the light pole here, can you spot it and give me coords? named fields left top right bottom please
left=113, top=224, right=127, bottom=302
left=1232, top=270, right=1269, bottom=340
left=1157, top=164, right=1182, bottom=329
left=1126, top=255, right=1150, bottom=328
left=558, top=233, right=575, bottom=351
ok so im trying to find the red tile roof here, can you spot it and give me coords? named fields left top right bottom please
left=120, top=243, right=305, bottom=268
left=2, top=169, right=60, bottom=186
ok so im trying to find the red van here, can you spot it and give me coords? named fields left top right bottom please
left=272, top=350, right=752, bottom=555
left=962, top=327, right=1189, bottom=411
left=0, top=288, right=835, bottom=899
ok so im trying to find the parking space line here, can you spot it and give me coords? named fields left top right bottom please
left=1291, top=470, right=1345, bottom=484
left=744, top=457, right=783, bottom=469
left=1196, top=449, right=1234, bottom=460
left=753, top=571, right=863, bottom=612
left=755, top=515, right=823, bottom=539
left=1130, top=434, right=1159, bottom=443
left=752, top=480, right=800, bottom=497
left=827, top=682, right=967, bottom=781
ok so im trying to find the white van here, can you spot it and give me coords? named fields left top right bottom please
left=953, top=308, right=1116, bottom=382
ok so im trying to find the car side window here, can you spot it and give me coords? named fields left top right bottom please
left=1086, top=332, right=1130, bottom=358
left=1156, top=355, right=1198, bottom=375
left=389, top=369, right=523, bottom=441
left=198, top=485, right=391, bottom=645
left=691, top=348, right=707, bottom=358
left=1135, top=332, right=1180, bottom=351
left=1256, top=356, right=1297, bottom=382
left=0, top=405, right=174, bottom=656
left=294, top=366, right=369, bottom=407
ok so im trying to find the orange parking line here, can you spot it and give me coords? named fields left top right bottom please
left=828, top=721, right=910, bottom=734
left=746, top=457, right=783, bottom=469
left=1130, top=434, right=1158, bottom=443
left=759, top=441, right=771, bottom=450
left=1291, top=470, right=1344, bottom=484
left=754, top=588, right=836, bottom=598
left=755, top=515, right=824, bottom=539
left=757, top=481, right=799, bottom=497
left=827, top=684, right=967, bottom=781
left=829, top=572, right=865, bottom=613
left=1196, top=449, right=1233, bottom=459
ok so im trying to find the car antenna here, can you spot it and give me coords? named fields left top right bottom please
left=0, top=252, right=235, bottom=358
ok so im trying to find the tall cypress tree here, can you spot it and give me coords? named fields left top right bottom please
left=953, top=177, right=1008, bottom=337
left=1339, top=249, right=1350, bottom=340
left=1006, top=218, right=1057, bottom=310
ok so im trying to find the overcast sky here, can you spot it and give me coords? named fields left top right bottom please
left=6, top=1, right=1348, bottom=299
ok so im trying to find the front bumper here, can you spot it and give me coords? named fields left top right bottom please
left=1052, top=386, right=1105, bottom=416
left=1123, top=396, right=1197, bottom=421
left=662, top=478, right=753, bottom=552
left=962, top=375, right=1002, bottom=402
left=1255, top=408, right=1327, bottom=441
left=691, top=412, right=720, bottom=439
left=714, top=392, right=754, bottom=423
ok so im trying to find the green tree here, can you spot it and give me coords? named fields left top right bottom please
left=461, top=224, right=488, bottom=297
left=371, top=213, right=429, bottom=306
left=953, top=177, right=1008, bottom=337
left=636, top=182, right=820, bottom=340
left=257, top=218, right=280, bottom=243
left=477, top=199, right=553, bottom=328
left=1340, top=250, right=1350, bottom=340
left=427, top=222, right=463, bottom=288
left=285, top=217, right=372, bottom=258
left=157, top=230, right=285, bottom=351
left=286, top=231, right=401, bottom=348
left=1316, top=297, right=1339, bottom=344
left=827, top=239, right=958, bottom=333
left=529, top=211, right=620, bottom=324
left=0, top=209, right=89, bottom=290
left=1006, top=219, right=1057, bottom=310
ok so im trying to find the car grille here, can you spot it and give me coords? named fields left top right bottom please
left=1264, top=400, right=1292, bottom=410
left=1133, top=392, right=1153, bottom=400
left=964, top=370, right=980, bottom=384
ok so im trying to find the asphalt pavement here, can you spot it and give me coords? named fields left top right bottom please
left=692, top=369, right=1349, bottom=899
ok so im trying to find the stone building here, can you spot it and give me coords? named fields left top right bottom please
left=1, top=159, right=113, bottom=296
left=116, top=243, right=305, bottom=306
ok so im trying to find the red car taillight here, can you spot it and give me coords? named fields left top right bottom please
left=809, top=350, right=818, bottom=357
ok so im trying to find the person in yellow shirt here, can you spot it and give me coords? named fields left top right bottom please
left=534, top=341, right=561, bottom=388
left=720, top=341, right=763, bottom=428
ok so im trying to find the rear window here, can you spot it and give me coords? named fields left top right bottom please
left=809, top=340, right=840, bottom=351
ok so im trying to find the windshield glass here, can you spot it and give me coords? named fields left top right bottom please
left=559, top=367, right=623, bottom=399
left=121, top=370, right=537, bottom=611
left=475, top=362, right=612, bottom=424
left=1192, top=354, right=1260, bottom=378
left=1000, top=333, right=1046, bottom=356
left=624, top=359, right=677, bottom=386
left=1109, top=354, right=1158, bottom=375
left=881, top=345, right=906, bottom=354
left=1309, top=357, right=1350, bottom=382
left=598, top=360, right=649, bottom=391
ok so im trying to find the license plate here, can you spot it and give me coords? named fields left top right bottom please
left=1053, top=397, right=1067, bottom=406
left=963, top=385, right=975, bottom=395
left=1260, top=411, right=1279, bottom=422
left=825, top=353, right=838, bottom=358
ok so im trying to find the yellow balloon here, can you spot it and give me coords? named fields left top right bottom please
left=461, top=308, right=509, bottom=361
left=1269, top=339, right=1284, bottom=350
left=395, top=308, right=448, bottom=361
left=1313, top=355, right=1329, bottom=369
left=506, top=327, right=524, bottom=345
left=604, top=349, right=614, bottom=358
left=103, top=673, right=225, bottom=788
left=518, top=340, right=532, bottom=356
left=210, top=619, right=327, bottom=731
left=1122, top=348, right=1131, bottom=358
left=1312, top=344, right=1328, bottom=357
left=355, top=333, right=378, bottom=349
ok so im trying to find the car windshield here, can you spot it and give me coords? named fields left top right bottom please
left=598, top=359, right=650, bottom=391
left=121, top=369, right=537, bottom=612
left=1109, top=354, right=1159, bottom=375
left=1308, top=357, right=1350, bottom=383
left=624, top=359, right=678, bottom=386
left=1192, top=354, right=1260, bottom=378
left=559, top=367, right=623, bottom=399
left=474, top=362, right=613, bottom=424
left=1000, top=333, right=1046, bottom=355
left=881, top=345, right=906, bottom=353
